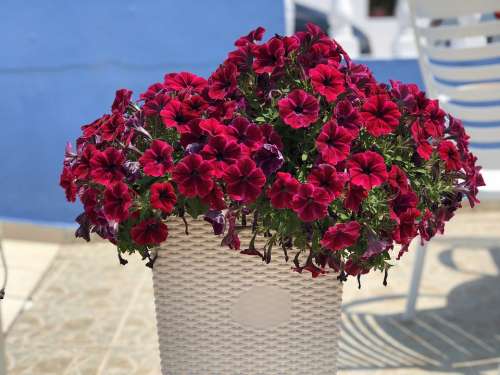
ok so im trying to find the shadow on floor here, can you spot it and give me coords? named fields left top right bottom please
left=339, top=247, right=500, bottom=374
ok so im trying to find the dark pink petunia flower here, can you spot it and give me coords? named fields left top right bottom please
left=388, top=165, right=410, bottom=193
left=139, top=140, right=174, bottom=177
left=344, top=184, right=368, bottom=212
left=308, top=164, right=348, bottom=200
left=201, top=184, right=226, bottom=211
left=361, top=95, right=401, bottom=137
left=235, top=26, right=266, bottom=47
left=160, top=99, right=195, bottom=132
left=411, top=120, right=434, bottom=160
left=422, top=99, right=445, bottom=138
left=391, top=190, right=418, bottom=217
left=111, top=88, right=132, bottom=114
left=227, top=117, right=263, bottom=154
left=334, top=99, right=362, bottom=134
left=140, top=82, right=165, bottom=101
left=309, top=64, right=344, bottom=102
left=150, top=182, right=177, bottom=214
left=103, top=182, right=132, bottom=222
left=291, top=183, right=330, bottom=222
left=199, top=118, right=228, bottom=139
left=348, top=151, right=388, bottom=190
left=320, top=221, right=361, bottom=251
left=73, top=144, right=96, bottom=180
left=60, top=166, right=77, bottom=202
left=253, top=143, right=284, bottom=175
left=316, top=120, right=355, bottom=165
left=252, top=38, right=285, bottom=74
left=130, top=218, right=168, bottom=246
left=227, top=44, right=254, bottom=72
left=90, top=147, right=126, bottom=186
left=164, top=72, right=207, bottom=94
left=208, top=62, right=239, bottom=100
left=172, top=154, right=214, bottom=198
left=260, top=124, right=283, bottom=150
left=182, top=95, right=208, bottom=117
left=201, top=135, right=241, bottom=177
left=143, top=93, right=171, bottom=117
left=223, top=158, right=266, bottom=204
left=268, top=172, right=299, bottom=209
left=438, top=141, right=462, bottom=171
left=101, top=113, right=125, bottom=142
left=278, top=89, right=319, bottom=129
left=392, top=208, right=420, bottom=245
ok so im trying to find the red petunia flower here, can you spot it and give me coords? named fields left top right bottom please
left=172, top=154, right=214, bottom=198
left=235, top=26, right=266, bottom=47
left=150, top=182, right=177, bottom=214
left=268, top=172, right=299, bottom=209
left=130, top=218, right=168, bottom=246
left=101, top=113, right=125, bottom=142
left=60, top=166, right=77, bottom=202
left=291, top=183, right=330, bottom=222
left=392, top=208, right=420, bottom=245
left=164, top=72, right=207, bottom=94
left=111, top=88, right=132, bottom=114
left=182, top=95, right=208, bottom=117
left=278, top=89, right=319, bottom=129
left=201, top=135, right=241, bottom=177
left=316, top=120, right=355, bottom=165
left=199, top=118, right=228, bottom=139
left=320, top=221, right=361, bottom=251
left=252, top=38, right=285, bottom=74
left=201, top=184, right=226, bottom=210
left=308, top=164, right=348, bottom=200
left=90, top=147, right=126, bottom=186
left=103, top=182, right=132, bottom=222
left=361, top=95, right=401, bottom=137
left=208, top=62, right=239, bottom=100
left=344, top=184, right=368, bottom=212
left=160, top=99, right=195, bottom=132
left=140, top=82, right=165, bottom=101
left=309, top=64, right=344, bottom=102
left=334, top=99, right=362, bottom=134
left=227, top=117, right=263, bottom=155
left=411, top=120, right=434, bottom=160
left=422, top=99, right=445, bottom=138
left=348, top=151, right=388, bottom=190
left=388, top=165, right=410, bottom=193
left=438, top=141, right=461, bottom=171
left=260, top=124, right=283, bottom=150
left=143, top=93, right=171, bottom=117
left=139, top=140, right=174, bottom=177
left=223, top=158, right=266, bottom=204
left=73, top=144, right=96, bottom=180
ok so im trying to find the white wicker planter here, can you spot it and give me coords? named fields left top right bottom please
left=153, top=218, right=343, bottom=375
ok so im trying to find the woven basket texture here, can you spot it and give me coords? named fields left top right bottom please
left=153, top=218, right=343, bottom=375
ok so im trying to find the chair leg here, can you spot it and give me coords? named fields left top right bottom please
left=403, top=241, right=428, bottom=320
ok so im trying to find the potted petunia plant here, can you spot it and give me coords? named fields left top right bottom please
left=60, top=24, right=484, bottom=374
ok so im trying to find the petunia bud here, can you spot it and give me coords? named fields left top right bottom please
left=253, top=143, right=284, bottom=175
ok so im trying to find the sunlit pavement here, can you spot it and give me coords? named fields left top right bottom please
left=2, top=205, right=500, bottom=375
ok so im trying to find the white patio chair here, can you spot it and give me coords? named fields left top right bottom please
left=405, top=0, right=500, bottom=319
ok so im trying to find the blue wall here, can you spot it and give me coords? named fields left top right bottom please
left=0, top=1, right=423, bottom=225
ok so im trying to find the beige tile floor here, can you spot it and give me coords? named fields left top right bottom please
left=2, top=207, right=500, bottom=375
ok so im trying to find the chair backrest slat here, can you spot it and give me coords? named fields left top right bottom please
left=418, top=20, right=500, bottom=42
left=422, top=43, right=500, bottom=62
left=426, top=62, right=500, bottom=82
left=428, top=80, right=500, bottom=102
left=412, top=0, right=500, bottom=19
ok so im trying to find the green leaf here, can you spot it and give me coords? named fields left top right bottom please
left=185, top=197, right=208, bottom=219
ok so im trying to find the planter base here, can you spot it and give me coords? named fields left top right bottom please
left=153, top=219, right=343, bottom=375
